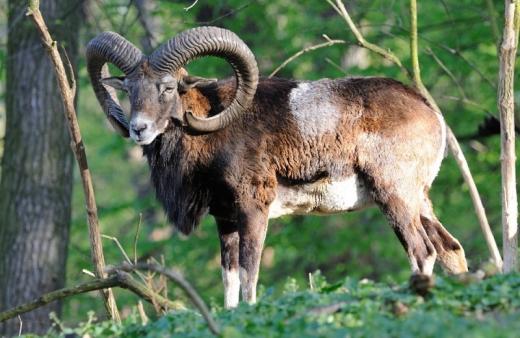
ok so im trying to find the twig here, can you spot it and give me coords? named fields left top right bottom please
left=442, top=46, right=497, bottom=89
left=409, top=0, right=422, bottom=87
left=446, top=129, right=503, bottom=265
left=113, top=262, right=220, bottom=336
left=114, top=271, right=179, bottom=311
left=441, top=95, right=493, bottom=114
left=328, top=0, right=502, bottom=267
left=137, top=301, right=148, bottom=325
left=60, top=44, right=76, bottom=96
left=324, top=57, right=348, bottom=75
left=185, top=2, right=252, bottom=25
left=82, top=269, right=96, bottom=278
left=371, top=20, right=497, bottom=89
left=118, top=0, right=134, bottom=34
left=0, top=271, right=179, bottom=323
left=101, top=233, right=149, bottom=285
left=26, top=0, right=120, bottom=320
left=498, top=0, right=519, bottom=273
left=485, top=0, right=501, bottom=47
left=426, top=47, right=466, bottom=99
left=327, top=0, right=410, bottom=76
left=134, top=214, right=142, bottom=265
left=269, top=37, right=345, bottom=77
left=17, top=316, right=22, bottom=336
left=102, top=235, right=132, bottom=264
left=184, top=0, right=198, bottom=11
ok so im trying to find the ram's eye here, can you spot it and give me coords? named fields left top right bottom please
left=163, top=87, right=175, bottom=94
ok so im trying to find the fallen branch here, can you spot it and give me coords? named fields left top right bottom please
left=26, top=0, right=120, bottom=319
left=0, top=271, right=179, bottom=324
left=0, top=276, right=119, bottom=323
left=329, top=0, right=503, bottom=268
left=111, top=263, right=220, bottom=336
left=269, top=36, right=345, bottom=77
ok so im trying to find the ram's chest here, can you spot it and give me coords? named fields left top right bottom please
left=268, top=175, right=373, bottom=219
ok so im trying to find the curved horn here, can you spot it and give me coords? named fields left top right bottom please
left=86, top=32, right=144, bottom=137
left=149, top=26, right=259, bottom=132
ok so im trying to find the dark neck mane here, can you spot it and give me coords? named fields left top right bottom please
left=142, top=129, right=210, bottom=235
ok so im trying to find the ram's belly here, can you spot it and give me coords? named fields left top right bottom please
left=268, top=175, right=373, bottom=219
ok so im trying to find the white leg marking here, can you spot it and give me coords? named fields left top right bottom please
left=222, top=268, right=240, bottom=309
left=410, top=251, right=437, bottom=276
left=422, top=253, right=437, bottom=276
left=239, top=266, right=256, bottom=304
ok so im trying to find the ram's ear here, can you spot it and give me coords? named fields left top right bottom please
left=101, top=76, right=127, bottom=91
left=179, top=75, right=217, bottom=93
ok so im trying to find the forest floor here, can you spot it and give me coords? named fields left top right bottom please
left=28, top=272, right=520, bottom=338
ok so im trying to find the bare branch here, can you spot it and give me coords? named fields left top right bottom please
left=113, top=262, right=220, bottom=336
left=0, top=271, right=180, bottom=324
left=324, top=57, right=348, bottom=75
left=409, top=0, right=422, bottom=87
left=134, top=214, right=143, bottom=265
left=102, top=234, right=133, bottom=264
left=269, top=37, right=346, bottom=78
left=26, top=0, right=120, bottom=320
left=0, top=276, right=120, bottom=323
left=327, top=0, right=410, bottom=76
left=17, top=316, right=22, bottom=336
left=440, top=95, right=493, bottom=114
left=485, top=0, right=501, bottom=45
left=426, top=47, right=467, bottom=99
left=184, top=0, right=198, bottom=11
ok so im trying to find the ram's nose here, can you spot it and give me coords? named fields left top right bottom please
left=130, top=117, right=152, bottom=137
left=131, top=121, right=148, bottom=136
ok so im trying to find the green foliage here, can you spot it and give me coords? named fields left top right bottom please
left=32, top=273, right=520, bottom=338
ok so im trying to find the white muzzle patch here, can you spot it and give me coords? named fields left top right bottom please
left=129, top=115, right=168, bottom=145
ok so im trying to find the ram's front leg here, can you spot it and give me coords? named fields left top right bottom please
left=216, top=218, right=240, bottom=309
left=238, top=208, right=268, bottom=304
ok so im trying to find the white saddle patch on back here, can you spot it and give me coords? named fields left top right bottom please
left=268, top=175, right=373, bottom=219
left=289, top=81, right=342, bottom=137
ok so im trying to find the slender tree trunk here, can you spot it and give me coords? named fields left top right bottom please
left=134, top=0, right=161, bottom=54
left=0, top=0, right=83, bottom=335
left=498, top=0, right=519, bottom=273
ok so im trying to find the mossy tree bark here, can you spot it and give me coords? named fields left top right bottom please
left=0, top=0, right=83, bottom=335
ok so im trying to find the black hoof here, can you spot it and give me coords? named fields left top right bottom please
left=409, top=274, right=434, bottom=296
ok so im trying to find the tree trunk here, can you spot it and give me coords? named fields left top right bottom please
left=134, top=0, right=161, bottom=54
left=0, top=0, right=83, bottom=335
left=498, top=0, right=519, bottom=273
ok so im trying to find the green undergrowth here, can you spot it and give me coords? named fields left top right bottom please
left=31, top=272, right=520, bottom=338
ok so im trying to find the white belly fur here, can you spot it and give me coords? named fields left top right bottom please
left=268, top=175, right=373, bottom=219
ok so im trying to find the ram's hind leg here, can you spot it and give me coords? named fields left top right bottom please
left=420, top=197, right=468, bottom=274
left=216, top=218, right=240, bottom=309
left=378, top=196, right=437, bottom=276
left=364, top=173, right=437, bottom=276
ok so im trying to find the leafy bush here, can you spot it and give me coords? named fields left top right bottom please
left=32, top=273, right=520, bottom=338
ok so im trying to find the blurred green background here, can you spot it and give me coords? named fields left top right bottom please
left=0, top=0, right=517, bottom=324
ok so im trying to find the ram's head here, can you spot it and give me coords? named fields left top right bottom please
left=86, top=27, right=259, bottom=145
